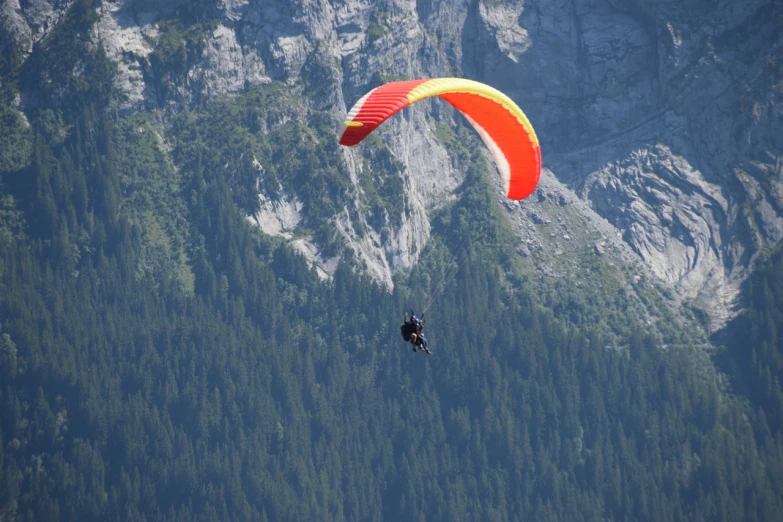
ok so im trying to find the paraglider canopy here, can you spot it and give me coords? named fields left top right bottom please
left=339, top=78, right=542, bottom=200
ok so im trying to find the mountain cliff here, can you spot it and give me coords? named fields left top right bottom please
left=3, top=0, right=781, bottom=324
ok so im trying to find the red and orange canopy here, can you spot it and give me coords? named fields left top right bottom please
left=339, top=78, right=541, bottom=200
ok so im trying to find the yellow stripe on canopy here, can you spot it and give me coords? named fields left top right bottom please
left=406, top=78, right=539, bottom=146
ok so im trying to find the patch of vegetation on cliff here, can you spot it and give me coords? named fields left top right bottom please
left=148, top=16, right=220, bottom=99
left=20, top=0, right=115, bottom=113
left=171, top=83, right=350, bottom=252
left=0, top=104, right=31, bottom=174
left=357, top=133, right=406, bottom=235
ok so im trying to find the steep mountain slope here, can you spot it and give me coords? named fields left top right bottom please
left=4, top=0, right=780, bottom=328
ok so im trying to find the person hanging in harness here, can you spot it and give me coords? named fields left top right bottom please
left=400, top=311, right=431, bottom=355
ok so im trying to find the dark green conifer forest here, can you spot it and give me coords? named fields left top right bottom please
left=1, top=2, right=782, bottom=520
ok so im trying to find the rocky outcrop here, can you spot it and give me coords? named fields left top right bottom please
left=93, top=2, right=158, bottom=111
left=1, top=0, right=72, bottom=50
left=522, top=0, right=783, bottom=328
left=6, top=0, right=782, bottom=327
left=454, top=0, right=781, bottom=328
left=1, top=1, right=32, bottom=55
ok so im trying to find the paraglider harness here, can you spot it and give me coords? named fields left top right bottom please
left=400, top=312, right=422, bottom=340
left=396, top=241, right=474, bottom=357
left=401, top=312, right=431, bottom=355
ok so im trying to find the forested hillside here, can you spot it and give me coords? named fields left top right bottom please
left=1, top=2, right=783, bottom=521
left=725, top=246, right=783, bottom=437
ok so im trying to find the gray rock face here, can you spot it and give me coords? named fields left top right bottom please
left=93, top=1, right=158, bottom=111
left=582, top=144, right=728, bottom=295
left=1, top=1, right=32, bottom=55
left=1, top=0, right=74, bottom=59
left=4, top=0, right=72, bottom=46
left=523, top=0, right=783, bottom=328
left=459, top=0, right=782, bottom=328
left=6, top=0, right=781, bottom=326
